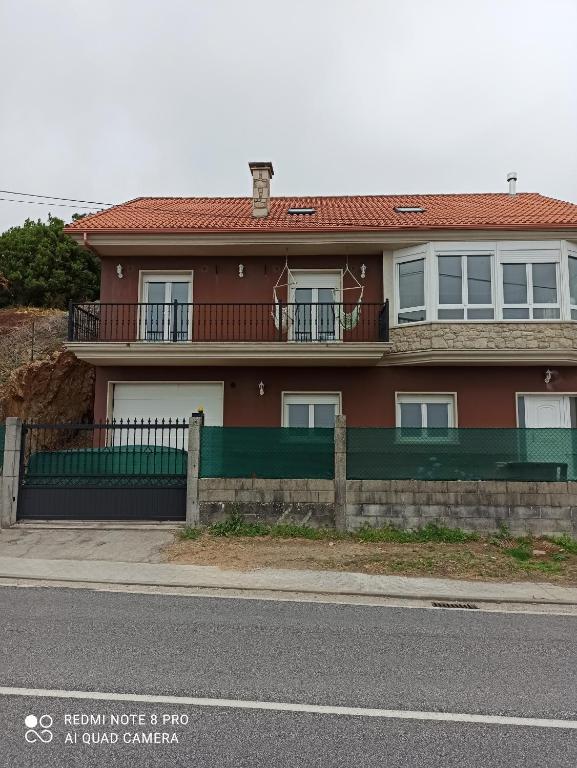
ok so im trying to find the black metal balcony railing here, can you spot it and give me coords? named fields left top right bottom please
left=68, top=301, right=390, bottom=344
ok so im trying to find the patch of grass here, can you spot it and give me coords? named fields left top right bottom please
left=211, top=512, right=269, bottom=537
left=496, top=522, right=511, bottom=539
left=357, top=522, right=478, bottom=544
left=520, top=560, right=563, bottom=575
left=505, top=544, right=533, bottom=562
left=269, top=524, right=348, bottom=541
left=179, top=526, right=203, bottom=540
left=545, top=534, right=577, bottom=555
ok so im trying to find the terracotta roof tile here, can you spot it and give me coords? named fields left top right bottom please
left=64, top=193, right=577, bottom=234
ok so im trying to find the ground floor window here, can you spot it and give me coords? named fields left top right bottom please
left=395, top=393, right=456, bottom=429
left=282, top=393, right=341, bottom=428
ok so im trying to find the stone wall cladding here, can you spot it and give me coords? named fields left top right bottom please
left=197, top=478, right=577, bottom=534
left=389, top=322, right=577, bottom=352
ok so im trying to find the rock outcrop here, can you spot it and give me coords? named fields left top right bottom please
left=0, top=350, right=94, bottom=424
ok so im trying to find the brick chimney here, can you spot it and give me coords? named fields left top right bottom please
left=249, top=162, right=274, bottom=218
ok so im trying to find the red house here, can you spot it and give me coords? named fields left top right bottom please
left=65, top=163, right=577, bottom=433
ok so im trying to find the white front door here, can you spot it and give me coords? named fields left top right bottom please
left=141, top=274, right=192, bottom=341
left=290, top=272, right=341, bottom=341
left=521, top=394, right=575, bottom=480
left=524, top=395, right=570, bottom=428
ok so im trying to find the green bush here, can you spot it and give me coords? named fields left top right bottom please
left=0, top=215, right=99, bottom=308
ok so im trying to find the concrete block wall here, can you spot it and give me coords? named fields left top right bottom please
left=197, top=478, right=577, bottom=535
left=1, top=418, right=21, bottom=528
left=346, top=479, right=577, bottom=535
left=198, top=478, right=335, bottom=527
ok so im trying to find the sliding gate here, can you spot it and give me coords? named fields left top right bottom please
left=17, top=421, right=188, bottom=521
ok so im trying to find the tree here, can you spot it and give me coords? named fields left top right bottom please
left=0, top=215, right=100, bottom=309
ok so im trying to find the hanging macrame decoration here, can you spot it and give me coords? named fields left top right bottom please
left=271, top=257, right=297, bottom=330
left=334, top=260, right=364, bottom=329
left=271, top=257, right=365, bottom=332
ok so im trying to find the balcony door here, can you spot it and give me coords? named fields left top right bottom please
left=141, top=273, right=192, bottom=341
left=290, top=271, right=341, bottom=342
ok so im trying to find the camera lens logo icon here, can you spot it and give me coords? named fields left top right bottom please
left=25, top=714, right=53, bottom=743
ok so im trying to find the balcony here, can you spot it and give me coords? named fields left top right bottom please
left=66, top=301, right=392, bottom=366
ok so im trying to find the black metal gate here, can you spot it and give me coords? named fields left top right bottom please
left=17, top=421, right=189, bottom=521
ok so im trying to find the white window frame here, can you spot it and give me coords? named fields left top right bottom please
left=395, top=392, right=458, bottom=440
left=568, top=248, right=577, bottom=321
left=282, top=392, right=342, bottom=428
left=436, top=252, right=495, bottom=321
left=288, top=270, right=342, bottom=342
left=391, top=241, right=576, bottom=325
left=499, top=258, right=560, bottom=321
left=138, top=271, right=193, bottom=341
left=394, top=247, right=428, bottom=325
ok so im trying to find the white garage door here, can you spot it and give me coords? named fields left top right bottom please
left=112, top=383, right=224, bottom=427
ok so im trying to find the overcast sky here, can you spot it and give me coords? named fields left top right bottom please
left=0, top=0, right=576, bottom=231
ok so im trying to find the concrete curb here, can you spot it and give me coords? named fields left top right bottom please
left=1, top=557, right=577, bottom=606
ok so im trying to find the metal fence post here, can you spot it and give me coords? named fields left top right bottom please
left=186, top=415, right=201, bottom=526
left=334, top=414, right=347, bottom=531
left=1, top=417, right=23, bottom=528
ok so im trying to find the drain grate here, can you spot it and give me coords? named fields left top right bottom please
left=432, top=601, right=479, bottom=610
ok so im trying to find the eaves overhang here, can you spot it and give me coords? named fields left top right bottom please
left=379, top=349, right=577, bottom=366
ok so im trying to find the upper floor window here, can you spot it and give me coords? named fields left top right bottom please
left=392, top=241, right=574, bottom=325
left=437, top=255, right=493, bottom=320
left=140, top=272, right=193, bottom=342
left=501, top=262, right=559, bottom=319
left=397, top=258, right=425, bottom=324
left=569, top=256, right=577, bottom=320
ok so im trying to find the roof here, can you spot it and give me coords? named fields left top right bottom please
left=64, top=193, right=577, bottom=235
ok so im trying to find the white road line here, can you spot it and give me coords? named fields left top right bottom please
left=0, top=686, right=576, bottom=730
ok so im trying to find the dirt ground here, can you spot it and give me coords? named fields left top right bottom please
left=165, top=534, right=577, bottom=584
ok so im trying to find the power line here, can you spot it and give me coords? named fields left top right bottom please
left=0, top=197, right=104, bottom=211
left=0, top=190, right=113, bottom=206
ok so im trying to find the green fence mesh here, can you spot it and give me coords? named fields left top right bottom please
left=200, top=427, right=334, bottom=479
left=347, top=428, right=577, bottom=481
left=0, top=425, right=5, bottom=472
left=25, top=446, right=187, bottom=488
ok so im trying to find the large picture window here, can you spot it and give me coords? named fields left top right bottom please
left=501, top=262, right=560, bottom=319
left=437, top=254, right=493, bottom=320
left=393, top=241, right=574, bottom=325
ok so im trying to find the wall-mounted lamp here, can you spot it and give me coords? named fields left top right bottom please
left=360, top=264, right=367, bottom=279
left=544, top=369, right=553, bottom=384
left=116, top=264, right=124, bottom=279
left=238, top=264, right=245, bottom=278
left=258, top=381, right=265, bottom=396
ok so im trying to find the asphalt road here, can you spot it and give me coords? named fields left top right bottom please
left=0, top=585, right=576, bottom=767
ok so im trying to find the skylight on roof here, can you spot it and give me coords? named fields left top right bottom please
left=394, top=206, right=425, bottom=213
left=287, top=207, right=316, bottom=215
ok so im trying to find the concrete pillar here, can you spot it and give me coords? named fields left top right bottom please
left=1, top=417, right=22, bottom=528
left=334, top=414, right=347, bottom=531
left=185, top=416, right=201, bottom=526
